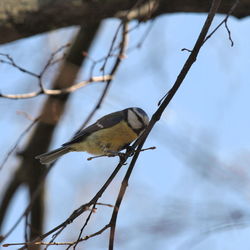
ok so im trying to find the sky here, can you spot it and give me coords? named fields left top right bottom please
left=1, top=11, right=250, bottom=250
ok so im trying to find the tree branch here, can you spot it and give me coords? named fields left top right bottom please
left=0, top=0, right=248, bottom=44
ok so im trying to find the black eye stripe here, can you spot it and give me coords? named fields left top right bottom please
left=125, top=109, right=145, bottom=135
left=132, top=109, right=145, bottom=126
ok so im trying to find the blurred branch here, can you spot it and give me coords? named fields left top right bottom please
left=115, top=0, right=159, bottom=21
left=0, top=0, right=248, bottom=44
left=0, top=163, right=54, bottom=244
left=0, top=22, right=101, bottom=247
left=178, top=220, right=250, bottom=250
left=0, top=116, right=40, bottom=170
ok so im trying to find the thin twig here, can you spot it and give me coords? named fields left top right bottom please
left=128, top=18, right=155, bottom=52
left=0, top=116, right=40, bottom=171
left=181, top=0, right=238, bottom=52
left=87, top=146, right=156, bottom=161
left=99, top=22, right=124, bottom=72
left=96, top=202, right=113, bottom=208
left=71, top=202, right=97, bottom=250
left=0, top=44, right=70, bottom=86
left=0, top=53, right=39, bottom=78
left=3, top=224, right=110, bottom=248
left=203, top=0, right=238, bottom=45
left=77, top=21, right=129, bottom=132
left=16, top=111, right=37, bottom=121
left=224, top=19, right=234, bottom=46
left=38, top=44, right=71, bottom=90
left=39, top=43, right=71, bottom=77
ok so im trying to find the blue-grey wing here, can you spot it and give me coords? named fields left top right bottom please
left=62, top=110, right=125, bottom=146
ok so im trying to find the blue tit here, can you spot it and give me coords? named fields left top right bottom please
left=35, top=107, right=149, bottom=164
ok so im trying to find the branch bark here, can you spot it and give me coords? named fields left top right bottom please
left=0, top=0, right=247, bottom=44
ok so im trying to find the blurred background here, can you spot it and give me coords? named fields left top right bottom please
left=1, top=2, right=250, bottom=249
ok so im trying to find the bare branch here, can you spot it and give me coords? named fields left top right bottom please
left=224, top=19, right=234, bottom=47
left=0, top=0, right=249, bottom=45
left=0, top=44, right=70, bottom=87
left=71, top=203, right=97, bottom=250
left=203, top=0, right=239, bottom=45
left=0, top=75, right=112, bottom=99
left=3, top=224, right=110, bottom=248
left=38, top=43, right=71, bottom=90
left=0, top=53, right=39, bottom=78
left=16, top=111, right=37, bottom=121
left=127, top=19, right=155, bottom=52
left=39, top=44, right=71, bottom=77
left=181, top=0, right=238, bottom=53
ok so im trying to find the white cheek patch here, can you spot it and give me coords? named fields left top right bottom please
left=132, top=108, right=149, bottom=126
left=127, top=109, right=143, bottom=129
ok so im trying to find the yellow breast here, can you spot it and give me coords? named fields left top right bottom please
left=71, top=121, right=138, bottom=155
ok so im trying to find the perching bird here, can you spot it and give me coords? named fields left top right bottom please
left=35, top=107, right=149, bottom=164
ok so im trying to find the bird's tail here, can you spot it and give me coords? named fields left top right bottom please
left=35, top=147, right=70, bottom=164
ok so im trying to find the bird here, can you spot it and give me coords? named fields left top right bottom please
left=35, top=107, right=149, bottom=164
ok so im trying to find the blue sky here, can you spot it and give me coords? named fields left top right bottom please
left=1, top=12, right=250, bottom=250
